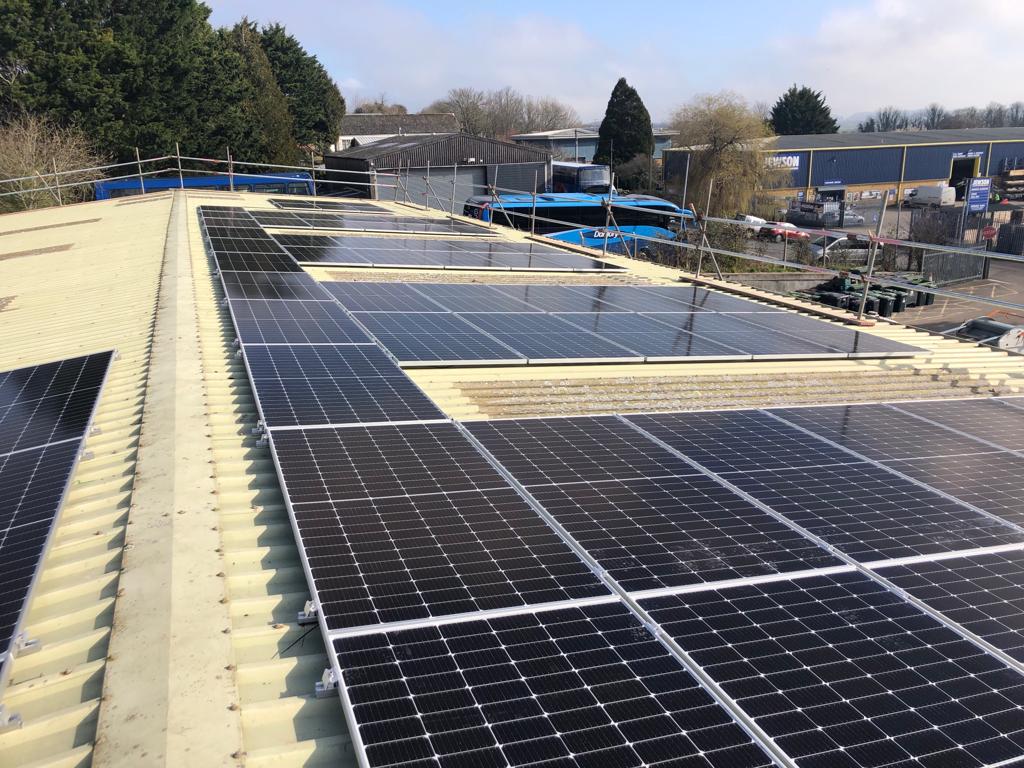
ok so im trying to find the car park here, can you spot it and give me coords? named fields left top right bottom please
left=810, top=235, right=872, bottom=262
left=757, top=221, right=810, bottom=242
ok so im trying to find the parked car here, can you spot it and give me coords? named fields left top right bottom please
left=906, top=186, right=956, bottom=208
left=734, top=213, right=766, bottom=236
left=822, top=210, right=866, bottom=227
left=810, top=235, right=872, bottom=262
left=758, top=221, right=810, bottom=242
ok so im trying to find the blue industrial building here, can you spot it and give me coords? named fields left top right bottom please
left=663, top=127, right=1024, bottom=204
left=511, top=128, right=676, bottom=162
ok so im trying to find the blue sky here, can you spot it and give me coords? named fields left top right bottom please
left=205, top=0, right=1023, bottom=125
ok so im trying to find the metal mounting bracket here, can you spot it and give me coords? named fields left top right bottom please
left=315, top=667, right=338, bottom=698
left=297, top=600, right=318, bottom=626
left=0, top=704, right=22, bottom=732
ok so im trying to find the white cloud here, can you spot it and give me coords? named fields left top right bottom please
left=759, top=0, right=1024, bottom=115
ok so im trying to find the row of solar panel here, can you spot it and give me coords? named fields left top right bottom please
left=272, top=233, right=621, bottom=272
left=271, top=197, right=388, bottom=212
left=321, top=398, right=1024, bottom=768
left=252, top=209, right=495, bottom=236
left=0, top=352, right=111, bottom=708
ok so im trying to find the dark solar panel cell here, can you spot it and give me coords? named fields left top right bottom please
left=728, top=462, right=1024, bottom=562
left=881, top=453, right=1024, bottom=528
left=298, top=488, right=608, bottom=630
left=0, top=352, right=112, bottom=456
left=272, top=423, right=510, bottom=504
left=644, top=572, right=1024, bottom=768
left=876, top=550, right=1024, bottom=663
left=334, top=603, right=775, bottom=768
left=0, top=440, right=86, bottom=663
left=321, top=282, right=445, bottom=313
left=626, top=410, right=856, bottom=474
left=530, top=475, right=842, bottom=592
left=219, top=271, right=325, bottom=301
left=657, top=286, right=785, bottom=313
left=252, top=375, right=444, bottom=428
left=894, top=399, right=1024, bottom=451
left=411, top=284, right=543, bottom=313
left=228, top=299, right=370, bottom=345
left=243, top=344, right=402, bottom=380
left=772, top=404, right=997, bottom=462
left=466, top=416, right=698, bottom=486
left=327, top=237, right=471, bottom=252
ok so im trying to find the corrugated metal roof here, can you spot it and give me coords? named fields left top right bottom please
left=337, top=112, right=459, bottom=136
left=326, top=132, right=552, bottom=167
left=2, top=190, right=1024, bottom=768
left=772, top=127, right=1024, bottom=151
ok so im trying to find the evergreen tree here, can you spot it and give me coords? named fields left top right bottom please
left=220, top=21, right=299, bottom=165
left=259, top=23, right=345, bottom=151
left=593, top=78, right=653, bottom=169
left=769, top=85, right=838, bottom=135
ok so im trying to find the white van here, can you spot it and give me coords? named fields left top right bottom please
left=906, top=186, right=955, bottom=208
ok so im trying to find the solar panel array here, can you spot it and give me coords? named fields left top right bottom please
left=273, top=232, right=623, bottom=272
left=252, top=208, right=495, bottom=236
left=325, top=282, right=922, bottom=365
left=197, top=204, right=1024, bottom=768
left=0, top=351, right=112, bottom=707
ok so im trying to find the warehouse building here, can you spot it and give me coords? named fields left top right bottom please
left=664, top=127, right=1024, bottom=204
left=323, top=132, right=552, bottom=202
left=511, top=127, right=676, bottom=162
left=333, top=112, right=459, bottom=150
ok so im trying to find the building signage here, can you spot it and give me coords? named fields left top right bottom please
left=952, top=150, right=984, bottom=159
left=766, top=154, right=801, bottom=171
left=966, top=177, right=991, bottom=213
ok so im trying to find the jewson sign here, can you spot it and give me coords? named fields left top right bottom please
left=966, top=177, right=991, bottom=214
left=766, top=154, right=801, bottom=171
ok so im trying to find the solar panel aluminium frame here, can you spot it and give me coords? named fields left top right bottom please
left=0, top=350, right=114, bottom=722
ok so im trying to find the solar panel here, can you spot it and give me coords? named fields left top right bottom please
left=728, top=315, right=923, bottom=358
left=410, top=284, right=544, bottom=313
left=243, top=344, right=403, bottom=380
left=213, top=252, right=303, bottom=273
left=657, top=286, right=786, bottom=313
left=466, top=416, right=700, bottom=487
left=0, top=441, right=84, bottom=664
left=459, top=313, right=642, bottom=362
left=333, top=602, right=776, bottom=768
left=875, top=550, right=1024, bottom=663
left=492, top=285, right=634, bottom=313
left=219, top=271, right=325, bottom=301
left=321, top=282, right=446, bottom=313
left=626, top=410, right=857, bottom=475
left=563, top=285, right=706, bottom=313
left=0, top=353, right=111, bottom=455
left=353, top=313, right=523, bottom=364
left=251, top=373, right=444, bottom=429
left=270, top=197, right=390, bottom=212
left=296, top=487, right=609, bottom=631
left=322, top=237, right=476, bottom=252
left=227, top=299, right=371, bottom=345
left=271, top=423, right=513, bottom=505
left=272, top=234, right=365, bottom=265
left=253, top=210, right=494, bottom=235
left=727, top=462, right=1024, bottom=562
left=880, top=453, right=1024, bottom=528
left=893, top=399, right=1024, bottom=451
left=772, top=403, right=1000, bottom=462
left=643, top=572, right=1024, bottom=768
left=557, top=313, right=751, bottom=361
left=207, top=234, right=285, bottom=253
left=530, top=476, right=843, bottom=592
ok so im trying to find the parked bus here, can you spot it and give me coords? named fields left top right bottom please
left=94, top=172, right=315, bottom=200
left=551, top=161, right=612, bottom=194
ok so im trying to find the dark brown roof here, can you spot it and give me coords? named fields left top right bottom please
left=338, top=112, right=460, bottom=136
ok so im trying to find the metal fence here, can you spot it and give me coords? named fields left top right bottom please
left=8, top=149, right=1024, bottom=322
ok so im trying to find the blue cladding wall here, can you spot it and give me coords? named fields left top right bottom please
left=766, top=151, right=809, bottom=189
left=810, top=147, right=902, bottom=186
left=987, top=142, right=1024, bottom=173
left=904, top=144, right=988, bottom=181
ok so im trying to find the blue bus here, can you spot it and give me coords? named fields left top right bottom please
left=462, top=192, right=689, bottom=251
left=95, top=172, right=314, bottom=200
left=551, top=161, right=611, bottom=194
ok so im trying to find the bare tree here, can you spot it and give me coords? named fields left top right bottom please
left=353, top=94, right=407, bottom=114
left=522, top=97, right=580, bottom=133
left=983, top=102, right=1008, bottom=128
left=1009, top=102, right=1024, bottom=127
left=858, top=106, right=910, bottom=132
left=0, top=114, right=107, bottom=212
left=914, top=103, right=948, bottom=130
left=424, top=87, right=488, bottom=135
left=946, top=106, right=983, bottom=128
left=484, top=87, right=527, bottom=139
left=670, top=91, right=777, bottom=216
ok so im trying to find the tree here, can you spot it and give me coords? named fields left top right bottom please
left=424, top=87, right=487, bottom=135
left=484, top=86, right=526, bottom=139
left=858, top=106, right=910, bottom=132
left=593, top=78, right=653, bottom=170
left=522, top=97, right=579, bottom=133
left=354, top=97, right=406, bottom=114
left=259, top=23, right=345, bottom=151
left=0, top=113, right=106, bottom=211
left=219, top=21, right=299, bottom=164
left=914, top=103, right=948, bottom=130
left=669, top=91, right=775, bottom=216
left=769, top=85, right=838, bottom=135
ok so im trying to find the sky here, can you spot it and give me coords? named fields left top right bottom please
left=206, top=0, right=1024, bottom=125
